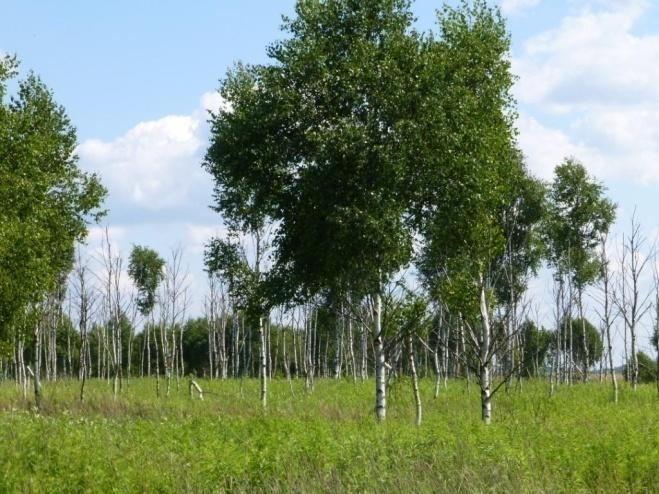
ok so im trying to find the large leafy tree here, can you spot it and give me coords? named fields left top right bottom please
left=0, top=56, right=106, bottom=338
left=412, top=1, right=538, bottom=424
left=204, top=0, right=541, bottom=423
left=203, top=0, right=423, bottom=420
left=0, top=56, right=106, bottom=408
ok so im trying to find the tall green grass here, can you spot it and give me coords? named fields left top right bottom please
left=0, top=378, right=656, bottom=493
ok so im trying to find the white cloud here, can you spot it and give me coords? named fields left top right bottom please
left=200, top=91, right=231, bottom=114
left=514, top=0, right=659, bottom=183
left=517, top=115, right=577, bottom=180
left=515, top=0, right=656, bottom=107
left=186, top=223, right=228, bottom=254
left=501, top=0, right=541, bottom=16
left=77, top=91, right=233, bottom=212
left=86, top=225, right=127, bottom=246
left=77, top=108, right=208, bottom=211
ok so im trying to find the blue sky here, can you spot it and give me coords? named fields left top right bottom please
left=3, top=0, right=659, bottom=358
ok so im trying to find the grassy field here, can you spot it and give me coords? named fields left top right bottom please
left=0, top=378, right=656, bottom=493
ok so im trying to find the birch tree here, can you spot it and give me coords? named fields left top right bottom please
left=0, top=56, right=106, bottom=408
left=71, top=248, right=97, bottom=402
left=597, top=234, right=618, bottom=402
left=203, top=0, right=424, bottom=421
left=545, top=159, right=615, bottom=383
left=205, top=236, right=268, bottom=406
left=412, top=1, right=538, bottom=424
left=161, top=248, right=190, bottom=395
left=128, top=245, right=165, bottom=380
left=615, top=213, right=652, bottom=390
left=99, top=230, right=124, bottom=399
left=652, top=324, right=659, bottom=398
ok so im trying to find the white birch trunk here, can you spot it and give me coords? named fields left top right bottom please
left=600, top=238, right=618, bottom=403
left=478, top=280, right=492, bottom=425
left=259, top=316, right=267, bottom=408
left=407, top=333, right=422, bottom=426
left=374, top=291, right=386, bottom=421
left=33, top=322, right=43, bottom=410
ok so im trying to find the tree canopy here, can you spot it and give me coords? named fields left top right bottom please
left=545, top=158, right=616, bottom=288
left=0, top=56, right=106, bottom=335
left=128, top=245, right=165, bottom=316
left=204, top=0, right=425, bottom=302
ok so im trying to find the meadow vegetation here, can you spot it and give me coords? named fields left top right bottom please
left=0, top=378, right=656, bottom=493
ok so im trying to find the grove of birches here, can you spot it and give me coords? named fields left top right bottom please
left=1, top=1, right=658, bottom=492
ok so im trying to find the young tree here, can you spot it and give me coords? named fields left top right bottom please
left=204, top=237, right=266, bottom=405
left=160, top=248, right=191, bottom=395
left=653, top=329, right=659, bottom=397
left=569, top=317, right=603, bottom=372
left=519, top=320, right=552, bottom=378
left=128, top=245, right=165, bottom=380
left=412, top=2, right=539, bottom=424
left=204, top=274, right=229, bottom=379
left=597, top=234, right=618, bottom=402
left=545, top=159, right=615, bottom=382
left=99, top=230, right=126, bottom=399
left=652, top=268, right=659, bottom=398
left=615, top=214, right=653, bottom=390
left=389, top=292, right=429, bottom=426
left=71, top=248, right=98, bottom=402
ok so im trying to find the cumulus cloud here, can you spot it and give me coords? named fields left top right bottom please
left=186, top=223, right=228, bottom=254
left=514, top=0, right=656, bottom=107
left=77, top=115, right=204, bottom=210
left=200, top=91, right=231, bottom=114
left=501, top=0, right=541, bottom=16
left=514, top=0, right=659, bottom=183
left=517, top=115, right=592, bottom=180
left=84, top=225, right=129, bottom=256
left=77, top=92, right=230, bottom=212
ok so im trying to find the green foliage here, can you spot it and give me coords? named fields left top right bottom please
left=182, top=317, right=211, bottom=377
left=0, top=379, right=656, bottom=493
left=520, top=319, right=553, bottom=377
left=0, top=58, right=106, bottom=334
left=545, top=158, right=616, bottom=287
left=204, top=0, right=545, bottom=320
left=413, top=1, right=542, bottom=316
left=383, top=291, right=431, bottom=341
left=204, top=239, right=256, bottom=310
left=127, top=245, right=165, bottom=316
left=624, top=352, right=657, bottom=384
left=569, top=318, right=603, bottom=369
left=204, top=0, right=424, bottom=300
left=494, top=167, right=547, bottom=303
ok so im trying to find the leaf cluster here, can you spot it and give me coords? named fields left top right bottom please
left=127, top=245, right=165, bottom=316
left=0, top=58, right=106, bottom=333
left=545, top=158, right=616, bottom=287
